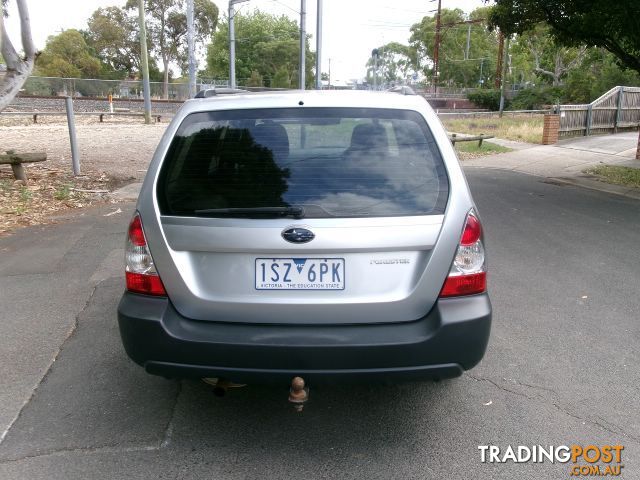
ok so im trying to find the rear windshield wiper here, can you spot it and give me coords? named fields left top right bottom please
left=193, top=206, right=305, bottom=219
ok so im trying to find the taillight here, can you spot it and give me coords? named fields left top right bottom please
left=440, top=210, right=487, bottom=297
left=125, top=212, right=166, bottom=296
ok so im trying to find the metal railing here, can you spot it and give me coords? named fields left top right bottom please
left=558, top=86, right=640, bottom=138
left=0, top=110, right=169, bottom=123
left=19, top=76, right=232, bottom=101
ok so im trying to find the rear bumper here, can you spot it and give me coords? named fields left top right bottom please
left=117, top=293, right=491, bottom=384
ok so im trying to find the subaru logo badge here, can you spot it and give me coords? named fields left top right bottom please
left=282, top=227, right=315, bottom=244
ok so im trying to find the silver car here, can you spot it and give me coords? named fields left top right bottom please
left=118, top=90, right=491, bottom=385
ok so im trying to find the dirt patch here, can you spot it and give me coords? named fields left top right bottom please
left=0, top=122, right=166, bottom=181
left=0, top=164, right=129, bottom=236
left=0, top=121, right=159, bottom=236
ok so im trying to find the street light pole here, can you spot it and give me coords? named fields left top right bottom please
left=315, top=0, right=322, bottom=90
left=229, top=0, right=249, bottom=89
left=372, top=49, right=379, bottom=90
left=187, top=0, right=196, bottom=97
left=433, top=0, right=442, bottom=96
left=499, top=35, right=510, bottom=117
left=137, top=0, right=152, bottom=124
left=229, top=2, right=237, bottom=88
left=299, top=0, right=306, bottom=89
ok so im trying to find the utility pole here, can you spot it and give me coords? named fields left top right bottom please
left=137, top=0, right=152, bottom=124
left=187, top=0, right=196, bottom=97
left=299, top=0, right=306, bottom=89
left=433, top=0, right=442, bottom=96
left=465, top=24, right=471, bottom=60
left=499, top=34, right=510, bottom=117
left=229, top=0, right=249, bottom=89
left=315, top=0, right=322, bottom=90
left=495, top=31, right=504, bottom=89
left=372, top=49, right=379, bottom=90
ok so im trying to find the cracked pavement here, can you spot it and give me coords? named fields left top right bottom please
left=0, top=169, right=638, bottom=479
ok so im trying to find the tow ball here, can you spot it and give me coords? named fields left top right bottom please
left=288, top=376, right=309, bottom=412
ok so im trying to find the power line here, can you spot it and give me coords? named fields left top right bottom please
left=443, top=56, right=492, bottom=62
left=269, top=0, right=300, bottom=15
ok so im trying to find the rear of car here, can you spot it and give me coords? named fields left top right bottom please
left=117, top=91, right=491, bottom=384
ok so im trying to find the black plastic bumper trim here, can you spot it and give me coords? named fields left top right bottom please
left=118, top=292, right=491, bottom=384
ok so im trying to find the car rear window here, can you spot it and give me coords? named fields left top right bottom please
left=157, top=107, right=448, bottom=218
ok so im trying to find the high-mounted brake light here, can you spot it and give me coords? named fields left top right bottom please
left=125, top=213, right=166, bottom=296
left=440, top=210, right=486, bottom=298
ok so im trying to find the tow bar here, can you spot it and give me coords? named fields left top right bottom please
left=288, top=376, right=309, bottom=412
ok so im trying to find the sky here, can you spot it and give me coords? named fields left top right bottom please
left=4, top=0, right=487, bottom=81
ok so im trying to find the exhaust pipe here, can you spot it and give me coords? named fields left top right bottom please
left=202, top=377, right=246, bottom=397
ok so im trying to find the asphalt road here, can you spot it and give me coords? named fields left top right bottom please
left=0, top=168, right=638, bottom=479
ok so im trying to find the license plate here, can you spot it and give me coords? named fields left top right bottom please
left=255, top=258, right=345, bottom=290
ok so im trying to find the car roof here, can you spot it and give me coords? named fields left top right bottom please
left=182, top=90, right=429, bottom=114
left=194, top=87, right=249, bottom=98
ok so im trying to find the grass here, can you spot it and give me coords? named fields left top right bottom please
left=454, top=140, right=511, bottom=155
left=19, top=186, right=32, bottom=202
left=53, top=183, right=72, bottom=200
left=585, top=165, right=640, bottom=189
left=442, top=116, right=544, bottom=144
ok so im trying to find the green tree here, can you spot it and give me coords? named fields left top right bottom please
left=85, top=7, right=141, bottom=77
left=365, top=42, right=416, bottom=86
left=271, top=65, right=290, bottom=88
left=564, top=50, right=640, bottom=103
left=246, top=70, right=263, bottom=87
left=36, top=30, right=102, bottom=79
left=410, top=7, right=498, bottom=88
left=205, top=10, right=314, bottom=88
left=488, top=0, right=640, bottom=73
left=125, top=0, right=218, bottom=98
left=84, top=6, right=164, bottom=81
left=510, top=24, right=586, bottom=86
left=489, top=0, right=640, bottom=156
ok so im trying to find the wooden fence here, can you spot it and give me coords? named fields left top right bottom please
left=559, top=86, right=640, bottom=138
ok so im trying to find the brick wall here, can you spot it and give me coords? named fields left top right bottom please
left=542, top=114, right=560, bottom=145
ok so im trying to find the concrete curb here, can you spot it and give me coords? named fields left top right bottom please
left=464, top=164, right=640, bottom=200
left=544, top=176, right=640, bottom=200
left=110, top=182, right=142, bottom=202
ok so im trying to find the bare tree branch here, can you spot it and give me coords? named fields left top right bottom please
left=533, top=66, right=556, bottom=80
left=16, top=0, right=35, bottom=57
left=0, top=0, right=37, bottom=111
left=1, top=8, right=21, bottom=69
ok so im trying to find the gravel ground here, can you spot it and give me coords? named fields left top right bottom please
left=0, top=123, right=166, bottom=181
